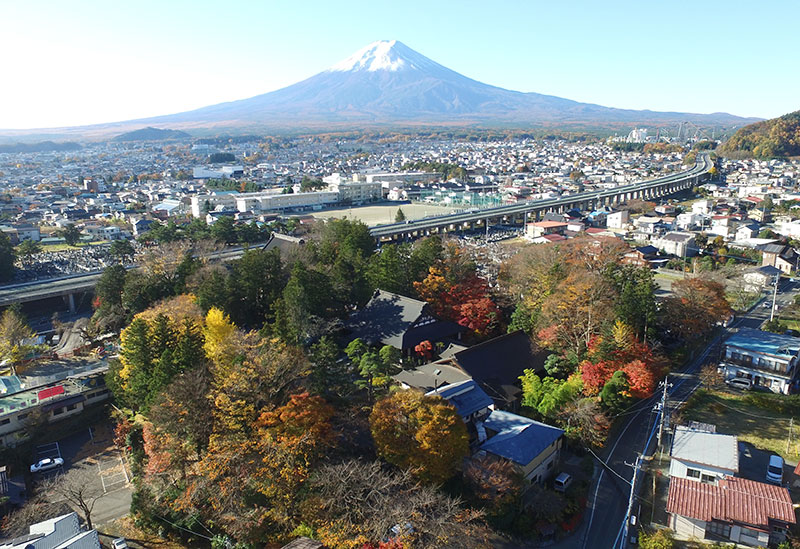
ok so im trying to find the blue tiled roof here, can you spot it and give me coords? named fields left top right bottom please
left=725, top=328, right=800, bottom=358
left=480, top=410, right=564, bottom=466
left=429, top=380, right=492, bottom=417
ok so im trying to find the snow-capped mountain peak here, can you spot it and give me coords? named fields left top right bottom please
left=329, top=40, right=428, bottom=72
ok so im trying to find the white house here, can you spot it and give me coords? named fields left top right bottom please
left=0, top=512, right=101, bottom=548
left=669, top=425, right=738, bottom=484
left=667, top=477, right=794, bottom=547
left=606, top=210, right=630, bottom=229
left=720, top=328, right=800, bottom=394
left=653, top=232, right=696, bottom=258
left=692, top=199, right=714, bottom=215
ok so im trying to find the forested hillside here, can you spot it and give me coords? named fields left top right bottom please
left=721, top=110, right=800, bottom=158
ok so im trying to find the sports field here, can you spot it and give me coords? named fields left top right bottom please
left=310, top=202, right=457, bottom=227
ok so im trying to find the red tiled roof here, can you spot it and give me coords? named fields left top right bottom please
left=542, top=234, right=567, bottom=242
left=666, top=476, right=796, bottom=527
left=531, top=221, right=569, bottom=228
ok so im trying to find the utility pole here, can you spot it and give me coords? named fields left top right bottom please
left=657, top=376, right=672, bottom=461
left=622, top=454, right=643, bottom=549
left=770, top=276, right=779, bottom=322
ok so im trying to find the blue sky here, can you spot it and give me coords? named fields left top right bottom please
left=1, top=0, right=797, bottom=128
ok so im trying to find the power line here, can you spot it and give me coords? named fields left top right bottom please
left=153, top=514, right=213, bottom=541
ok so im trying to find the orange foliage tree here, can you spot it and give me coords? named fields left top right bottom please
left=370, top=390, right=469, bottom=483
left=413, top=244, right=501, bottom=338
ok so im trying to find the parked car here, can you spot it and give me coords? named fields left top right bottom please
left=766, top=455, right=784, bottom=484
left=30, top=457, right=63, bottom=474
left=554, top=472, right=573, bottom=492
left=112, top=538, right=129, bottom=549
left=725, top=377, right=752, bottom=391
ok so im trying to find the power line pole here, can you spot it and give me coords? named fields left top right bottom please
left=787, top=417, right=793, bottom=455
left=770, top=276, right=779, bottom=322
left=657, top=376, right=672, bottom=461
left=621, top=454, right=643, bottom=549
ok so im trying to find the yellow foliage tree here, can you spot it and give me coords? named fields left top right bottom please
left=370, top=390, right=469, bottom=484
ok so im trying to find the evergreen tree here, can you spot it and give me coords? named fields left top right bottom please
left=395, top=208, right=406, bottom=222
left=0, top=232, right=14, bottom=282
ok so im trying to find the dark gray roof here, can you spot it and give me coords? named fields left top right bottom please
left=393, top=362, right=471, bottom=391
left=263, top=232, right=305, bottom=256
left=635, top=245, right=659, bottom=256
left=756, top=265, right=782, bottom=276
left=759, top=243, right=786, bottom=254
left=661, top=232, right=694, bottom=242
left=348, top=290, right=463, bottom=351
left=450, top=331, right=547, bottom=406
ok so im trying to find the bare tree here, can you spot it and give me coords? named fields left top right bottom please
left=308, top=460, right=489, bottom=548
left=39, top=467, right=104, bottom=530
left=1, top=499, right=71, bottom=537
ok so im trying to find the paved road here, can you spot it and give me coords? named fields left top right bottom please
left=573, top=281, right=798, bottom=549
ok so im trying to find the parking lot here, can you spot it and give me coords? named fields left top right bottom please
left=30, top=422, right=133, bottom=526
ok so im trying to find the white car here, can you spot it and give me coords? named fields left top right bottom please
left=726, top=377, right=752, bottom=391
left=30, top=457, right=63, bottom=474
left=766, top=455, right=784, bottom=484
left=112, top=538, right=129, bottom=549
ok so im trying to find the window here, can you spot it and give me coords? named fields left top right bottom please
left=686, top=468, right=701, bottom=479
left=701, top=474, right=715, bottom=484
left=740, top=527, right=762, bottom=539
left=547, top=460, right=553, bottom=469
left=66, top=404, right=76, bottom=411
left=17, top=413, right=28, bottom=421
left=706, top=520, right=731, bottom=540
left=52, top=407, right=64, bottom=416
left=0, top=419, right=9, bottom=426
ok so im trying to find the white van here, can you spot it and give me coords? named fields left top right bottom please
left=554, top=472, right=572, bottom=492
left=766, top=455, right=784, bottom=484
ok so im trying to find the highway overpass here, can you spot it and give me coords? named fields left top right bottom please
left=0, top=245, right=261, bottom=311
left=0, top=155, right=711, bottom=310
left=370, top=153, right=712, bottom=240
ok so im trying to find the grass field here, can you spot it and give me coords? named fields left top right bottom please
left=311, top=202, right=457, bottom=227
left=682, top=389, right=800, bottom=462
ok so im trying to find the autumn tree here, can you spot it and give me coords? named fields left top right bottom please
left=306, top=460, right=490, bottom=548
left=0, top=308, right=36, bottom=375
left=537, top=270, right=614, bottom=358
left=370, top=390, right=468, bottom=483
left=463, top=454, right=522, bottom=515
left=660, top=277, right=731, bottom=341
left=559, top=397, right=611, bottom=447
left=414, top=243, right=501, bottom=338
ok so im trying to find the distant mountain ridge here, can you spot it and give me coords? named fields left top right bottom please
left=0, top=40, right=760, bottom=139
left=720, top=110, right=800, bottom=158
left=0, top=141, right=81, bottom=153
left=112, top=127, right=190, bottom=142
left=139, top=40, right=754, bottom=129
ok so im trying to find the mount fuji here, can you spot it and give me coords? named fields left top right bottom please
left=132, top=40, right=752, bottom=130
left=0, top=40, right=757, bottom=139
